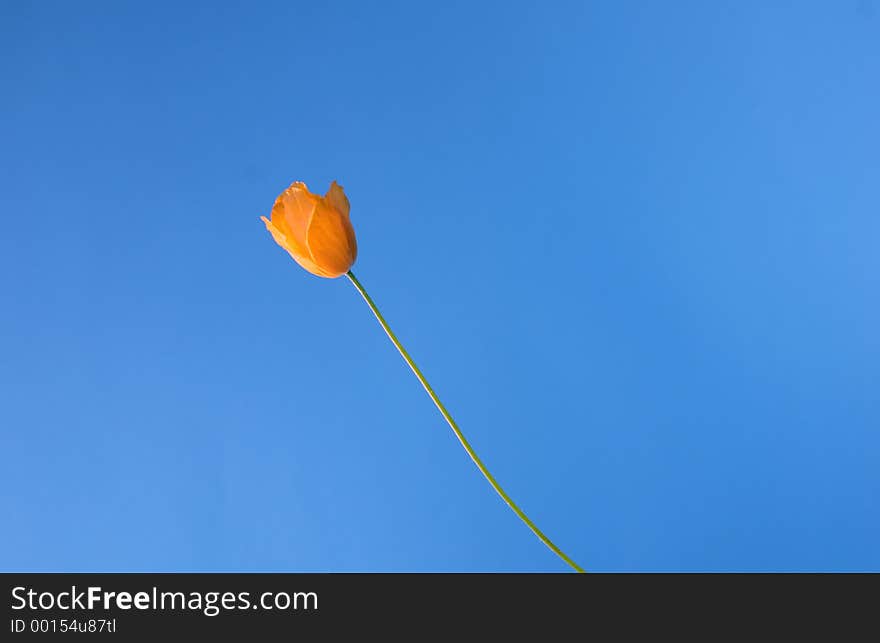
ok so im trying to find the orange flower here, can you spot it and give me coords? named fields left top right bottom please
left=261, top=181, right=358, bottom=278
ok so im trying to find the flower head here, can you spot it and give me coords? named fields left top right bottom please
left=261, top=181, right=357, bottom=278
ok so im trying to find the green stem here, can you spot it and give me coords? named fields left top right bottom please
left=345, top=270, right=584, bottom=573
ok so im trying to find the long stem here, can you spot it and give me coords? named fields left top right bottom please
left=345, top=270, right=584, bottom=573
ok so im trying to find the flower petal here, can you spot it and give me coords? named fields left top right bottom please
left=276, top=182, right=319, bottom=249
left=325, top=180, right=350, bottom=218
left=306, top=199, right=358, bottom=277
left=261, top=215, right=331, bottom=277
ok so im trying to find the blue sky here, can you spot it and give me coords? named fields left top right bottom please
left=2, top=1, right=877, bottom=572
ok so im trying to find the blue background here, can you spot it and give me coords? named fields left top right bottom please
left=2, top=1, right=877, bottom=572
